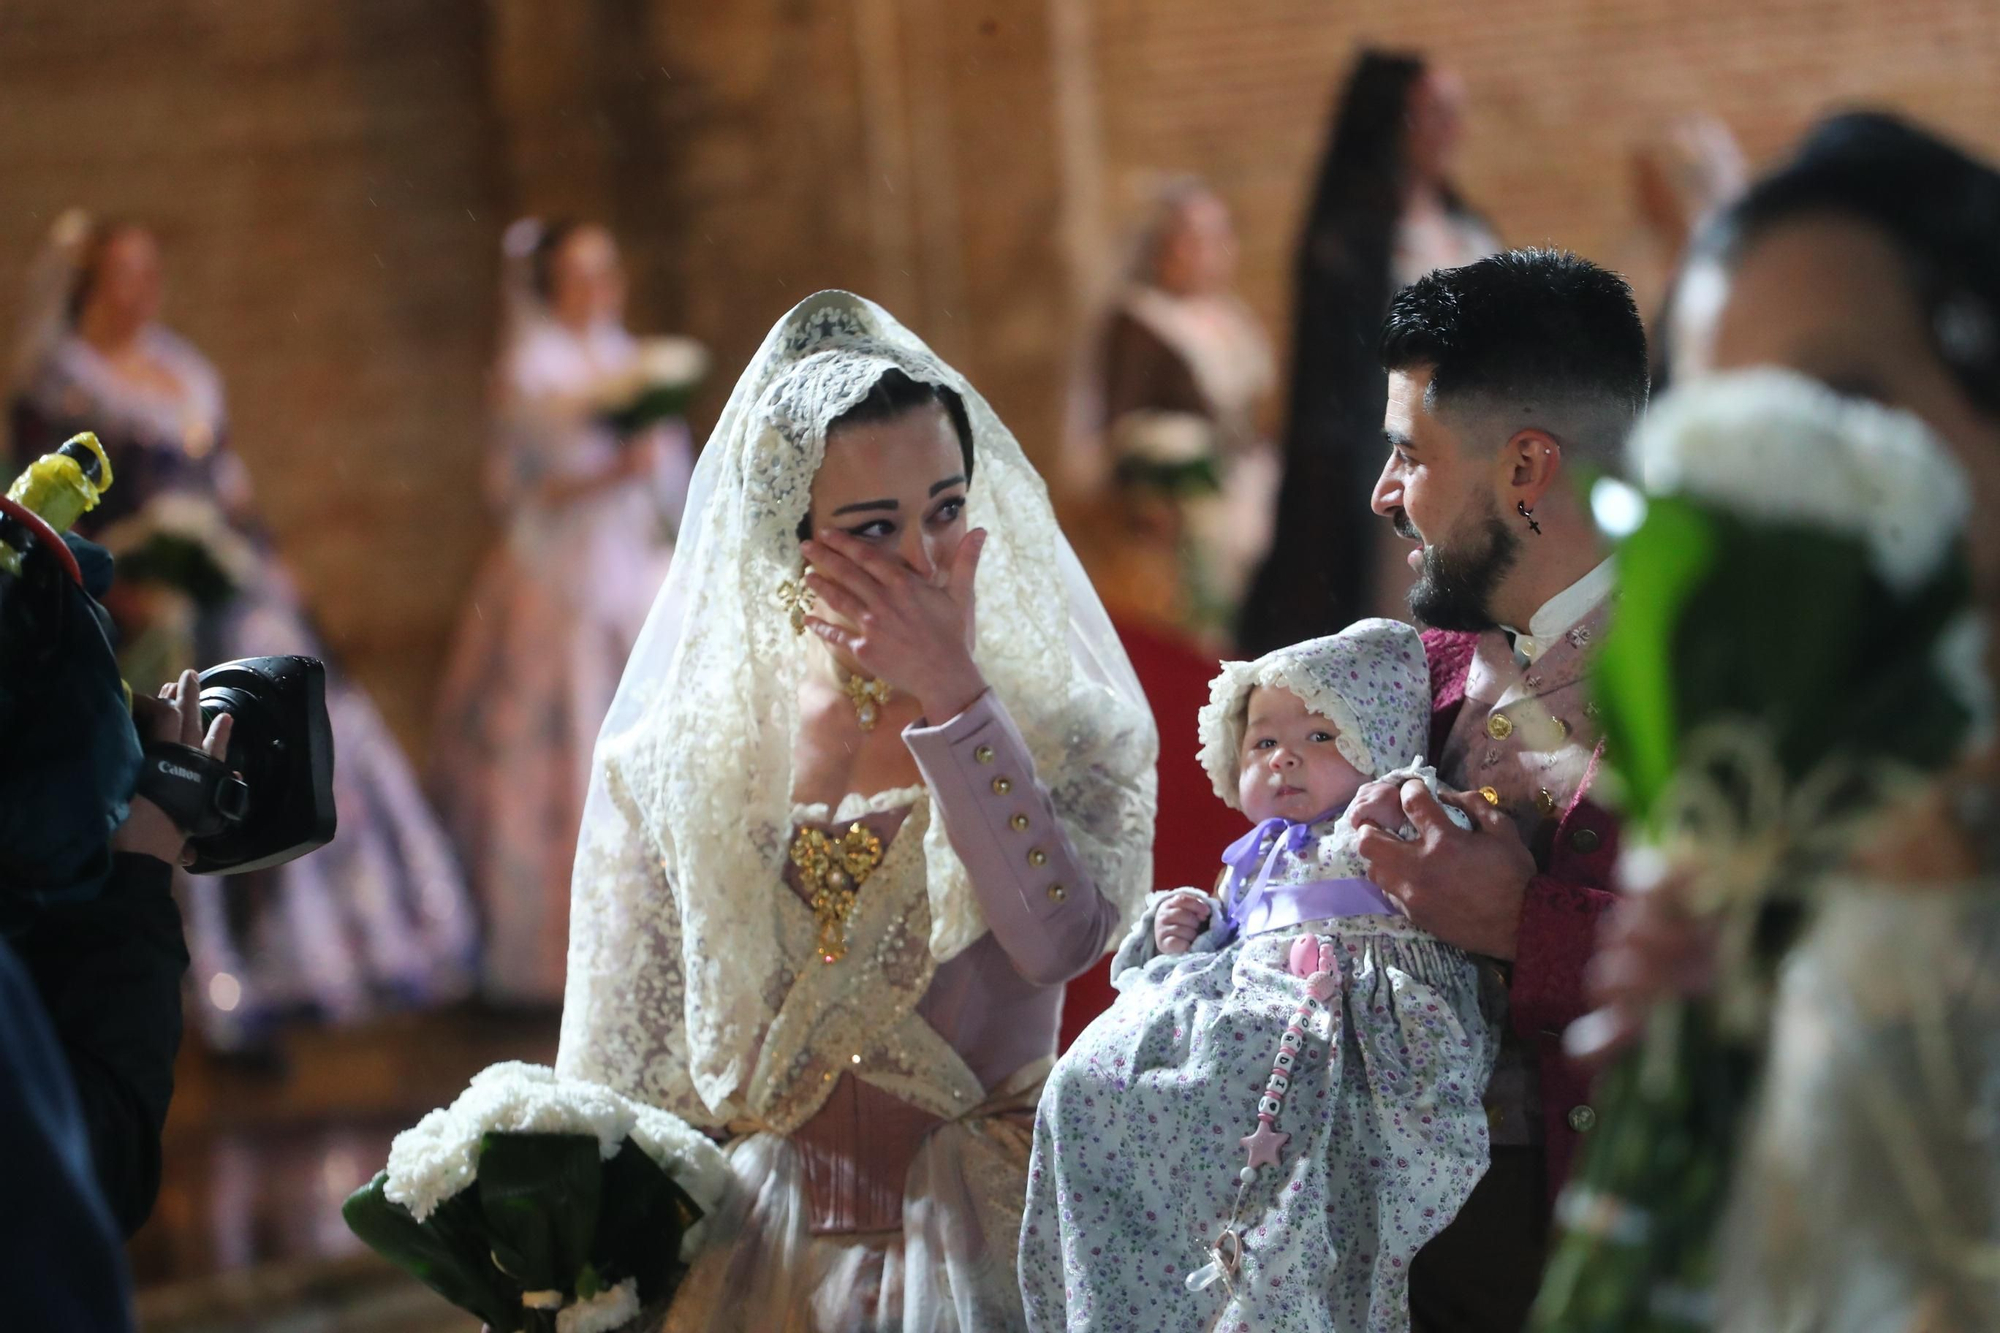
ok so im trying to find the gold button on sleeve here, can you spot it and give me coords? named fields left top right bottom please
left=990, top=776, right=1013, bottom=795
left=1009, top=813, right=1031, bottom=832
left=1046, top=883, right=1067, bottom=903
left=974, top=744, right=995, bottom=764
left=1028, top=848, right=1048, bottom=867
left=1486, top=712, right=1514, bottom=741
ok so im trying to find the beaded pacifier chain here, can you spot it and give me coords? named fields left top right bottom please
left=1185, top=935, right=1339, bottom=1297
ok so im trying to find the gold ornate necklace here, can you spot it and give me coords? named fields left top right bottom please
left=841, top=673, right=894, bottom=730
left=788, top=821, right=885, bottom=963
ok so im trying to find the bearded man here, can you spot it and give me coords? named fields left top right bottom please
left=1347, top=249, right=1649, bottom=1332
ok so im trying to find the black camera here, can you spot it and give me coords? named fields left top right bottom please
left=3, top=433, right=337, bottom=891
left=132, top=656, right=338, bottom=875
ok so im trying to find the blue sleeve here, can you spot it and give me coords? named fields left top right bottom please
left=0, top=939, right=136, bottom=1332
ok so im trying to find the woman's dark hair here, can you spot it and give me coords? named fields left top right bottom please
left=1236, top=50, right=1484, bottom=654
left=1672, top=112, right=2000, bottom=414
left=67, top=219, right=146, bottom=322
left=798, top=369, right=975, bottom=538
left=530, top=219, right=587, bottom=303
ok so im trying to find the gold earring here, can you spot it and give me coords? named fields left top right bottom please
left=776, top=567, right=816, bottom=635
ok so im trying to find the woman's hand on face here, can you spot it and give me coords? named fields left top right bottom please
left=801, top=527, right=989, bottom=722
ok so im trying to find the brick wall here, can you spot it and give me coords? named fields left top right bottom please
left=4, top=0, right=1996, bottom=751
left=0, top=0, right=500, bottom=749
left=1088, top=0, right=2000, bottom=346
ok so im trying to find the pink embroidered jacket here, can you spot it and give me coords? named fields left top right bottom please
left=1422, top=628, right=1620, bottom=1201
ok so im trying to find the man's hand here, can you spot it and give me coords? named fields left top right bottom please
left=1354, top=778, right=1536, bottom=960
left=113, top=669, right=233, bottom=867
left=1153, top=891, right=1212, bottom=956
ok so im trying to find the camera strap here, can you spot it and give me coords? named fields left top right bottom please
left=134, top=742, right=248, bottom=840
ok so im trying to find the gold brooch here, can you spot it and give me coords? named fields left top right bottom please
left=789, top=821, right=884, bottom=963
left=842, top=674, right=893, bottom=730
left=775, top=571, right=816, bottom=636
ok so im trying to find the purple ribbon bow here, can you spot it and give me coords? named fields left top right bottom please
left=1220, top=810, right=1340, bottom=932
left=1213, top=807, right=1399, bottom=944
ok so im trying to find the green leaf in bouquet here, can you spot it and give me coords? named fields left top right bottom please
left=1591, top=495, right=1717, bottom=828
left=603, top=382, right=698, bottom=437
left=343, top=1172, right=519, bottom=1331
left=115, top=531, right=240, bottom=608
left=1112, top=452, right=1222, bottom=500
left=1664, top=519, right=1971, bottom=799
left=594, top=1138, right=705, bottom=1306
left=477, top=1132, right=604, bottom=1296
left=1597, top=500, right=1976, bottom=834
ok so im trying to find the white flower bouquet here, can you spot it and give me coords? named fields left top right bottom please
left=1532, top=370, right=1986, bottom=1331
left=1109, top=408, right=1223, bottom=498
left=344, top=1062, right=730, bottom=1333
left=97, top=491, right=258, bottom=609
left=598, top=336, right=709, bottom=437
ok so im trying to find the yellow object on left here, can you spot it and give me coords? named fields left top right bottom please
left=1, top=431, right=113, bottom=576
left=6, top=431, right=113, bottom=533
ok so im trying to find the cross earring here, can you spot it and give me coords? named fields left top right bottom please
left=1517, top=501, right=1541, bottom=535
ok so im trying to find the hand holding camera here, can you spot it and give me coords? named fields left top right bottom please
left=114, top=670, right=234, bottom=867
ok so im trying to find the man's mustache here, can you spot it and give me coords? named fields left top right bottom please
left=1392, top=509, right=1421, bottom=543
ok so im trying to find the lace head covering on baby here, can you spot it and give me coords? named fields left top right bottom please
left=1195, top=618, right=1431, bottom=812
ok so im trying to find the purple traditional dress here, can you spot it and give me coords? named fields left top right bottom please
left=10, top=326, right=476, bottom=1048
left=430, top=311, right=692, bottom=1005
left=1022, top=622, right=1497, bottom=1332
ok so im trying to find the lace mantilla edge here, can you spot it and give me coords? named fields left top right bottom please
left=558, top=291, right=1157, bottom=1125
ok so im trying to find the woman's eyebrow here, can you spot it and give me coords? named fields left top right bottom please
left=929, top=474, right=968, bottom=496
left=832, top=498, right=898, bottom=516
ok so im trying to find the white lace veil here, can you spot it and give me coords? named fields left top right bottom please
left=558, top=291, right=1157, bottom=1115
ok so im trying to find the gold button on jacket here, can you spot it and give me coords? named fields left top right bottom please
left=1567, top=1104, right=1598, bottom=1133
left=1568, top=827, right=1601, bottom=854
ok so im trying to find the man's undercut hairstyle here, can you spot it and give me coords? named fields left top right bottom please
left=1379, top=249, right=1650, bottom=462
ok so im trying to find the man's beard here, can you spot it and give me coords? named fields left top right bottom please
left=1404, top=499, right=1520, bottom=632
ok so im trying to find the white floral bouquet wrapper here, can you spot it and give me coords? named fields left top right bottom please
left=345, top=1062, right=730, bottom=1333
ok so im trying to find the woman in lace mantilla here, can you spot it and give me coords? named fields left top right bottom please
left=556, top=291, right=1158, bottom=1331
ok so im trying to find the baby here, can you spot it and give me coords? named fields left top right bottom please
left=1020, top=621, right=1497, bottom=1333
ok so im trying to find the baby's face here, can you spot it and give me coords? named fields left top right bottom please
left=1235, top=685, right=1368, bottom=824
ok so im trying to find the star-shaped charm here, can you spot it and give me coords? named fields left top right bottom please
left=1241, top=1121, right=1290, bottom=1169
